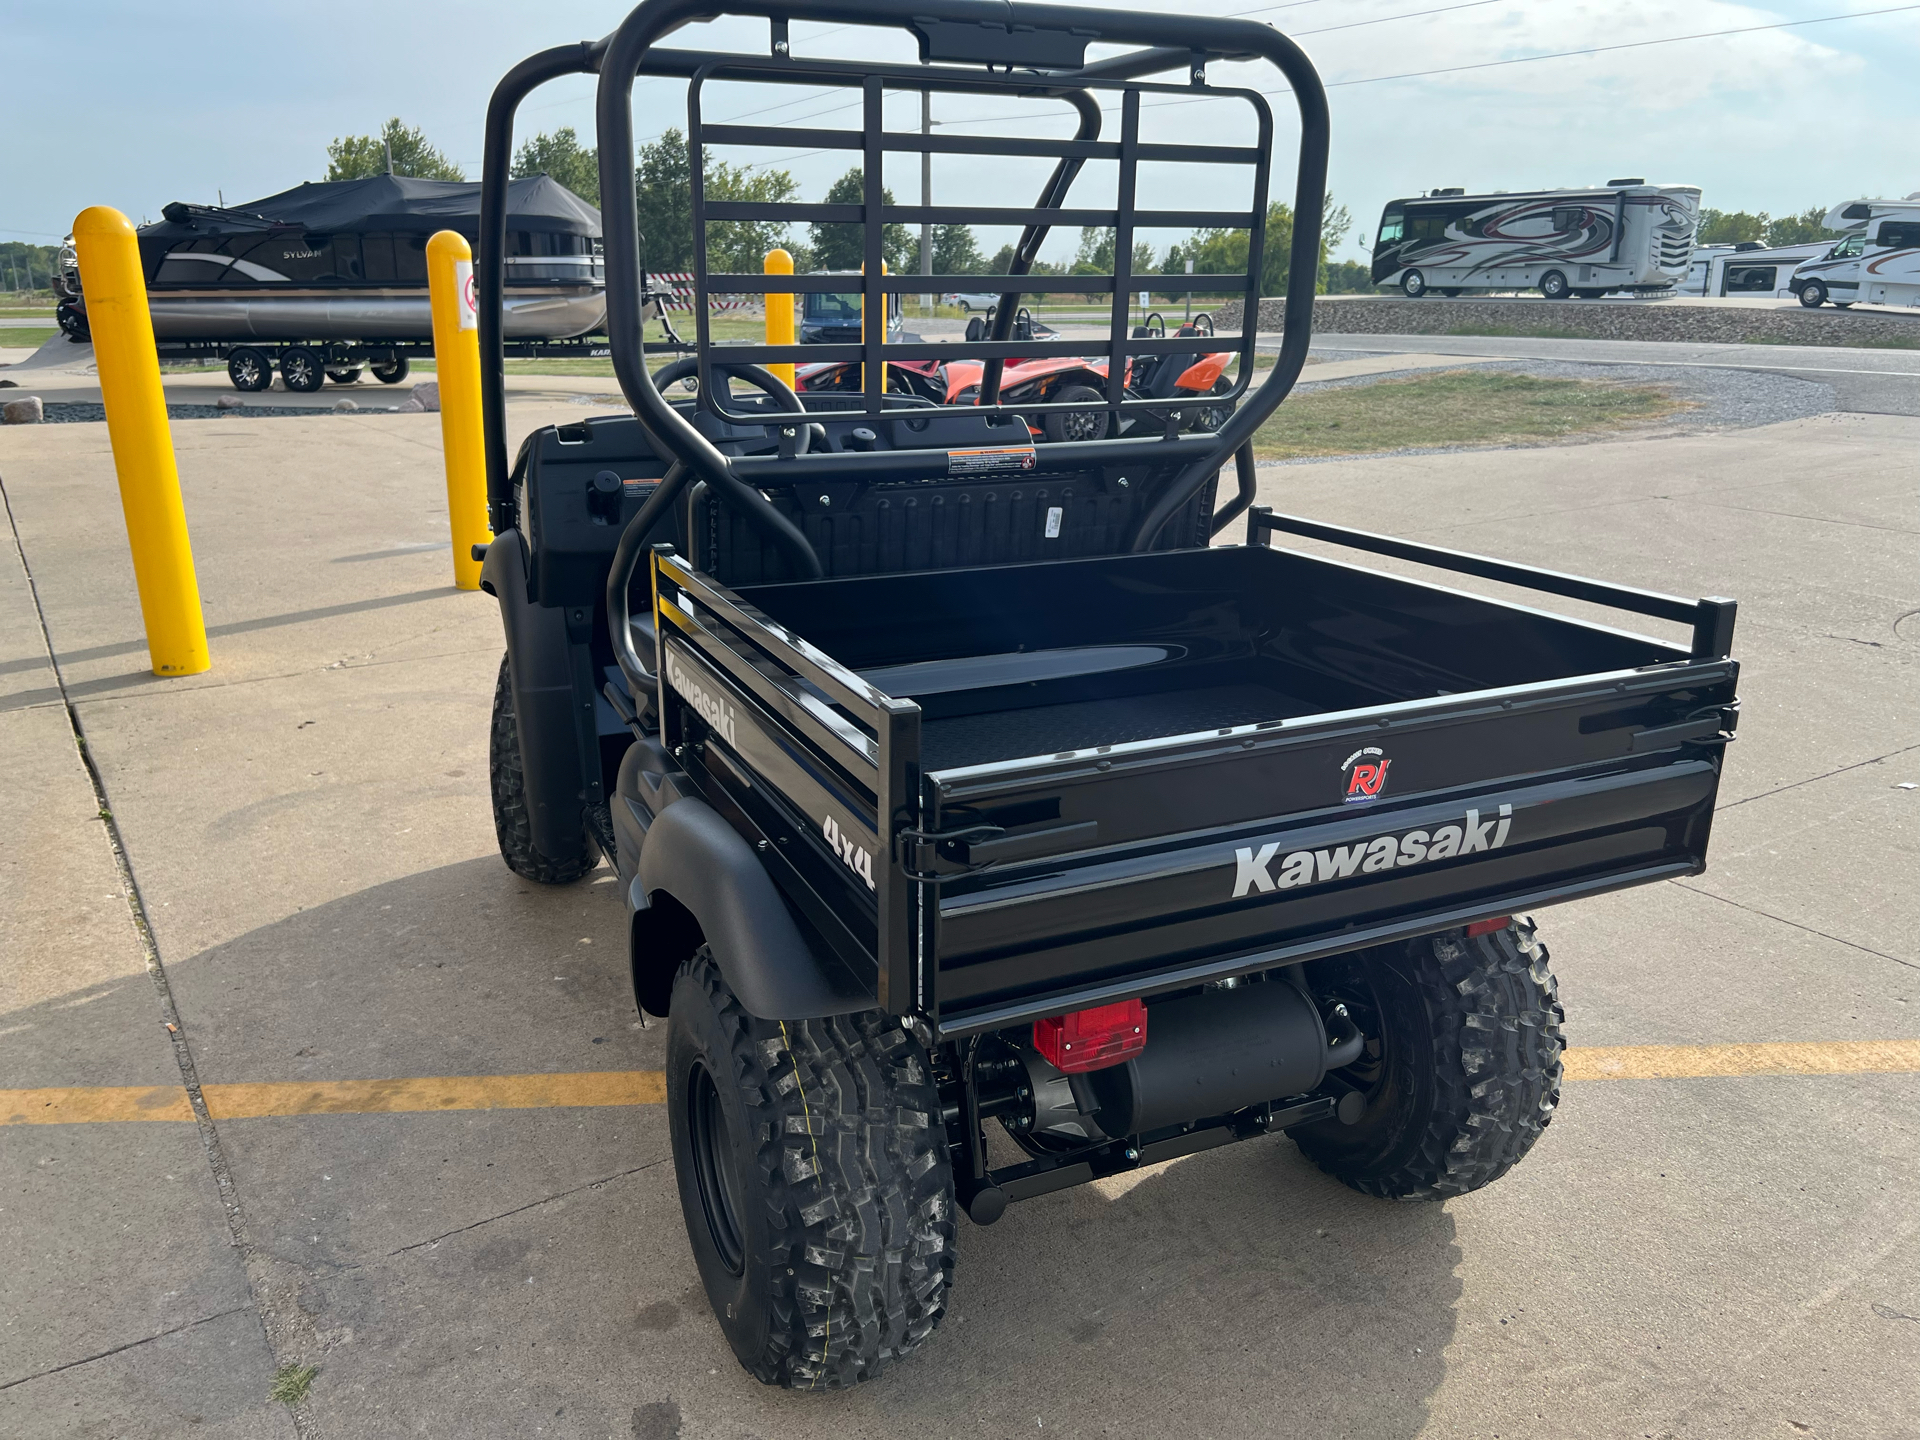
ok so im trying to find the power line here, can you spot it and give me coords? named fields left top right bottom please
left=1323, top=1, right=1920, bottom=86
left=1295, top=0, right=1518, bottom=38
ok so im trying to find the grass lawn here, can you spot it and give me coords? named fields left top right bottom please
left=0, top=327, right=58, bottom=349
left=1251, top=369, right=1682, bottom=461
left=0, top=308, right=57, bottom=320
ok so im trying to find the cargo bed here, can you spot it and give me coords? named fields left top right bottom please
left=648, top=507, right=1739, bottom=1036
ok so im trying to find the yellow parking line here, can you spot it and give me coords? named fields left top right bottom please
left=1562, top=1039, right=1920, bottom=1082
left=4, top=1043, right=1915, bottom=1126
left=2, top=1085, right=196, bottom=1125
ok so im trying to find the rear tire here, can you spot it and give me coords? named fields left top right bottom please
left=326, top=364, right=364, bottom=385
left=1539, top=270, right=1570, bottom=300
left=1294, top=919, right=1564, bottom=1200
left=280, top=345, right=325, bottom=393
left=667, top=950, right=956, bottom=1389
left=371, top=353, right=410, bottom=383
left=1042, top=383, right=1110, bottom=443
left=488, top=653, right=599, bottom=884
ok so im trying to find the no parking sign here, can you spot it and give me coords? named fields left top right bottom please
left=456, top=260, right=478, bottom=330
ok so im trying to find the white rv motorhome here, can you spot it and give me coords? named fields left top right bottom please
left=1370, top=180, right=1701, bottom=299
left=1791, top=196, right=1920, bottom=309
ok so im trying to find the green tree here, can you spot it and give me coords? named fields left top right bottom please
left=1697, top=208, right=1771, bottom=245
left=1766, top=206, right=1829, bottom=247
left=1321, top=259, right=1376, bottom=295
left=808, top=167, right=915, bottom=273
left=634, top=128, right=802, bottom=273
left=511, top=126, right=598, bottom=206
left=1165, top=193, right=1351, bottom=296
left=931, top=223, right=985, bottom=275
left=326, top=119, right=464, bottom=182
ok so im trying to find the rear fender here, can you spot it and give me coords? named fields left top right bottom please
left=630, top=796, right=873, bottom=1021
left=480, top=531, right=591, bottom=859
left=1175, top=352, right=1231, bottom=391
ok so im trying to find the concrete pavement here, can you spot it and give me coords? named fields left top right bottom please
left=1, top=393, right=1915, bottom=1437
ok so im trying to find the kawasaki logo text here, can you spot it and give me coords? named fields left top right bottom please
left=1232, top=805, right=1513, bottom=898
left=663, top=649, right=736, bottom=747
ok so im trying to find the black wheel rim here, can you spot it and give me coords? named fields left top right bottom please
left=687, top=1061, right=747, bottom=1276
left=1060, top=409, right=1104, bottom=441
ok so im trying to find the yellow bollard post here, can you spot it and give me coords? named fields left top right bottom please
left=861, top=259, right=888, bottom=392
left=426, top=230, right=491, bottom=591
left=763, top=247, right=795, bottom=391
left=71, top=207, right=210, bottom=677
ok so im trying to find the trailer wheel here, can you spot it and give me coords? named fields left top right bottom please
left=1399, top=269, right=1427, bottom=298
left=326, top=364, right=365, bottom=385
left=371, top=353, right=411, bottom=384
left=280, top=345, right=325, bottom=393
left=1797, top=280, right=1827, bottom=309
left=227, top=348, right=273, bottom=392
left=1538, top=270, right=1570, bottom=300
left=1293, top=919, right=1564, bottom=1200
left=667, top=950, right=955, bottom=1389
left=1042, top=384, right=1110, bottom=443
left=1437, top=287, right=1463, bottom=297
left=488, top=653, right=600, bottom=884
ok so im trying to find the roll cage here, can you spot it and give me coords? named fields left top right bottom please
left=475, top=1, right=1328, bottom=565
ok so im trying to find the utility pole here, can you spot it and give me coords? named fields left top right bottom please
left=920, top=88, right=932, bottom=316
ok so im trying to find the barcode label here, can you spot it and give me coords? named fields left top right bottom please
left=1044, top=506, right=1063, bottom=538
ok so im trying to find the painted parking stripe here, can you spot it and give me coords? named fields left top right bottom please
left=1562, top=1039, right=1920, bottom=1081
left=4, top=1043, right=1915, bottom=1126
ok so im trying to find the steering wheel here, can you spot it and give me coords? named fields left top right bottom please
left=650, top=355, right=811, bottom=454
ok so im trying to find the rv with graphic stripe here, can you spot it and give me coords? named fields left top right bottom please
left=1371, top=181, right=1701, bottom=299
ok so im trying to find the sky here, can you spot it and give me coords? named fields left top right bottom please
left=3, top=0, right=1916, bottom=268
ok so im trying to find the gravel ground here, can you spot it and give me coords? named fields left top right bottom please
left=1260, top=354, right=1836, bottom=466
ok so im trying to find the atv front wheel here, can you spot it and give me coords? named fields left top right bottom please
left=488, top=653, right=600, bottom=884
left=667, top=950, right=956, bottom=1389
left=1294, top=919, right=1564, bottom=1199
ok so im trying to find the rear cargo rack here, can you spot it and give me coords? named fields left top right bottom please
left=1245, top=507, right=1739, bottom=660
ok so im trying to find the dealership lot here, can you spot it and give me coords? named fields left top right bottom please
left=2, top=367, right=1915, bottom=1438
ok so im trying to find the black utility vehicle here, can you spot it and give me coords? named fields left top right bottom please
left=474, top=1, right=1740, bottom=1390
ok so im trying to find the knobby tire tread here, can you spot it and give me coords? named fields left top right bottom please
left=1299, top=920, right=1565, bottom=1201
left=488, top=652, right=598, bottom=884
left=683, top=951, right=956, bottom=1389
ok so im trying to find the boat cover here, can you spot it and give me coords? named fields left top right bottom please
left=152, top=174, right=599, bottom=239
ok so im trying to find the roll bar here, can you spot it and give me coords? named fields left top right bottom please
left=480, top=4, right=1328, bottom=564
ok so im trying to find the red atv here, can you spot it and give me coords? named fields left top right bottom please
left=943, top=320, right=1235, bottom=441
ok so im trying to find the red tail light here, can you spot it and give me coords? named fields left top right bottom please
left=1466, top=916, right=1512, bottom=937
left=1033, top=999, right=1148, bottom=1074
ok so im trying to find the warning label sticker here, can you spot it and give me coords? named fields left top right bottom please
left=948, top=444, right=1037, bottom=476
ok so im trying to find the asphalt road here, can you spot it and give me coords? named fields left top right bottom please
left=2, top=385, right=1916, bottom=1437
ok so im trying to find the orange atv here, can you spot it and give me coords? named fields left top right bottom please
left=943, top=320, right=1234, bottom=441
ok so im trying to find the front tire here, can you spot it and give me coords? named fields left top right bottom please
left=1798, top=281, right=1827, bottom=308
left=1400, top=269, right=1427, bottom=298
left=1539, top=270, right=1570, bottom=300
left=667, top=951, right=956, bottom=1389
left=1294, top=919, right=1564, bottom=1200
left=488, top=653, right=599, bottom=884
left=227, top=347, right=273, bottom=392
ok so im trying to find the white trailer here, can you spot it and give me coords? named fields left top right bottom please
left=1791, top=197, right=1920, bottom=309
left=1370, top=180, right=1701, bottom=299
left=1704, top=242, right=1830, bottom=300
